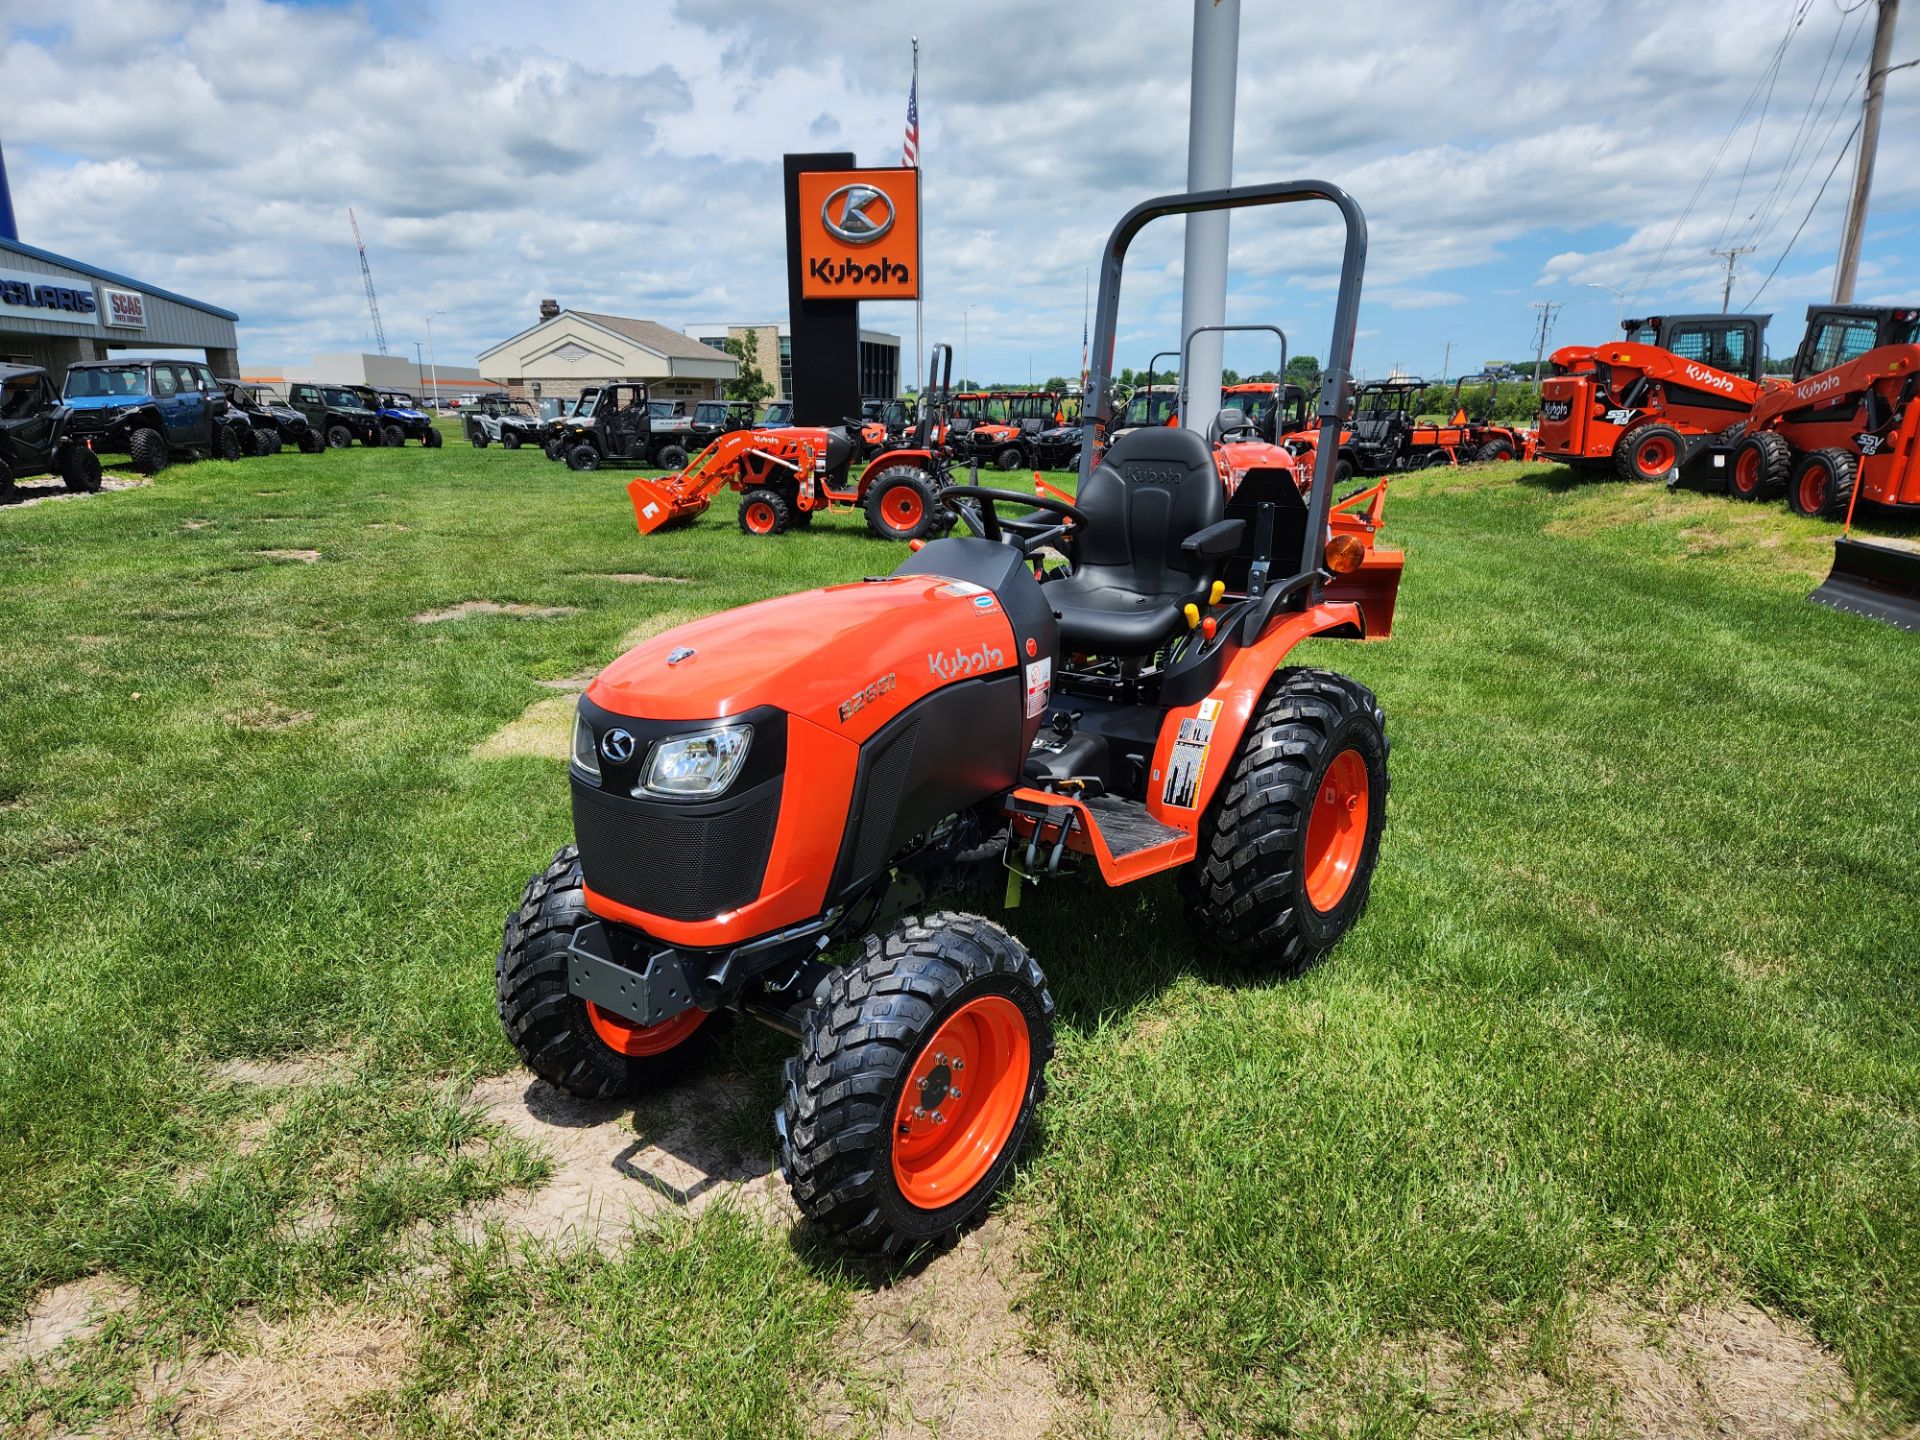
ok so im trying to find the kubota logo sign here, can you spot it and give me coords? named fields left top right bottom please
left=1540, top=400, right=1573, bottom=422
left=1681, top=363, right=1737, bottom=393
left=1796, top=372, right=1846, bottom=402
left=927, top=643, right=1005, bottom=680
left=796, top=167, right=920, bottom=301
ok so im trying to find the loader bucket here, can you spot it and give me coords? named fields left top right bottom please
left=628, top=476, right=705, bottom=534
left=1810, top=535, right=1920, bottom=630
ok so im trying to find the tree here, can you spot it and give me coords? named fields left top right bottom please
left=1285, top=354, right=1321, bottom=383
left=720, top=333, right=773, bottom=407
left=1043, top=375, right=1071, bottom=392
left=1220, top=367, right=1241, bottom=386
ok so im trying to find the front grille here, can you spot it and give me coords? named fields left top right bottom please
left=572, top=778, right=781, bottom=922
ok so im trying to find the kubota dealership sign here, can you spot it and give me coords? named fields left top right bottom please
left=796, top=167, right=920, bottom=300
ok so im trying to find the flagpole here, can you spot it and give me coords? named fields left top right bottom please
left=912, top=35, right=923, bottom=400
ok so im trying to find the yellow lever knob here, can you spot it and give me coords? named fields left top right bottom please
left=1184, top=603, right=1200, bottom=628
left=1209, top=580, right=1225, bottom=605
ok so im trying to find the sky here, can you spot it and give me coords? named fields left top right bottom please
left=1, top=0, right=1915, bottom=387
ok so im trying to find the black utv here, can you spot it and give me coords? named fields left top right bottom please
left=285, top=382, right=383, bottom=448
left=685, top=399, right=755, bottom=446
left=62, top=357, right=245, bottom=472
left=0, top=364, right=103, bottom=499
left=220, top=381, right=324, bottom=455
left=552, top=383, right=692, bottom=471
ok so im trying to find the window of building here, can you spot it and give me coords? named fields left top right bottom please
left=858, top=340, right=898, bottom=400
left=778, top=334, right=793, bottom=400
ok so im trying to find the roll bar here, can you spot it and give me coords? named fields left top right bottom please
left=1080, top=180, right=1368, bottom=605
left=1179, top=324, right=1288, bottom=420
left=912, top=342, right=953, bottom=449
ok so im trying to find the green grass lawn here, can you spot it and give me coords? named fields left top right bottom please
left=2, top=429, right=1916, bottom=1437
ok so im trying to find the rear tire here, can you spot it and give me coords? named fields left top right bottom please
left=472, top=432, right=489, bottom=448
left=215, top=424, right=244, bottom=462
left=496, top=846, right=721, bottom=1100
left=260, top=427, right=284, bottom=456
left=738, top=487, right=791, bottom=535
left=61, top=446, right=102, bottom=494
left=1334, top=455, right=1355, bottom=485
left=1788, top=448, right=1856, bottom=520
left=298, top=428, right=325, bottom=454
left=780, top=912, right=1053, bottom=1258
left=656, top=444, right=690, bottom=471
left=129, top=428, right=169, bottom=475
left=1616, top=422, right=1683, bottom=483
left=567, top=443, right=602, bottom=472
left=1183, top=667, right=1389, bottom=974
left=1728, top=432, right=1791, bottom=501
left=1474, top=438, right=1515, bottom=463
left=864, top=466, right=940, bottom=542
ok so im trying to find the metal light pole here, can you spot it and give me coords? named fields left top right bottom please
left=425, top=309, right=447, bottom=408
left=1586, top=282, right=1626, bottom=329
left=963, top=304, right=975, bottom=388
left=414, top=342, right=425, bottom=397
left=1834, top=0, right=1901, bottom=303
left=1178, top=0, right=1241, bottom=439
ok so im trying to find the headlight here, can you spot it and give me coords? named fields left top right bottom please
left=571, top=709, right=601, bottom=782
left=642, top=725, right=752, bottom=797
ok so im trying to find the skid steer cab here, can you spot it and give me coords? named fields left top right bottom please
left=625, top=343, right=966, bottom=543
left=497, top=180, right=1401, bottom=1258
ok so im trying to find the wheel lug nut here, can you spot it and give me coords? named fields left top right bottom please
left=948, top=1087, right=961, bottom=1098
left=931, top=1111, right=945, bottom=1124
left=912, top=1105, right=926, bottom=1118
left=951, top=1059, right=964, bottom=1070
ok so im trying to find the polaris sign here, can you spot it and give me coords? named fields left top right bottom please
left=0, top=266, right=97, bottom=319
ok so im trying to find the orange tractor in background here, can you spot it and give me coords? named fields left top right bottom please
left=965, top=391, right=1069, bottom=470
left=1537, top=312, right=1772, bottom=483
left=628, top=344, right=962, bottom=542
left=1728, top=303, right=1920, bottom=627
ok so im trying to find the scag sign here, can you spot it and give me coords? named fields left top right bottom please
left=796, top=167, right=920, bottom=300
left=102, top=287, right=148, bottom=329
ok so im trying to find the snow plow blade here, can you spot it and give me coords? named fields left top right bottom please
left=628, top=475, right=705, bottom=534
left=1810, top=535, right=1920, bottom=631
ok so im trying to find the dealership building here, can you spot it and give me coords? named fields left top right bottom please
left=682, top=322, right=900, bottom=401
left=477, top=302, right=739, bottom=404
left=0, top=236, right=238, bottom=387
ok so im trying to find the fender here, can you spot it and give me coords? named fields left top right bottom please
left=1144, top=599, right=1368, bottom=828
left=856, top=446, right=938, bottom=487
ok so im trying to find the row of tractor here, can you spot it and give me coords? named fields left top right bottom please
left=1, top=358, right=449, bottom=499
left=1535, top=303, right=1919, bottom=626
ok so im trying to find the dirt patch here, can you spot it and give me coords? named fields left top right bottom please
left=259, top=548, right=321, bottom=564
left=183, top=519, right=213, bottom=530
left=816, top=1217, right=1184, bottom=1439
left=586, top=572, right=692, bottom=585
left=460, top=1071, right=794, bottom=1249
left=213, top=1055, right=332, bottom=1089
left=1398, top=1291, right=1862, bottom=1438
left=411, top=600, right=579, bottom=624
left=620, top=607, right=704, bottom=650
left=366, top=521, right=411, bottom=531
left=0, top=475, right=150, bottom=510
left=0, top=1275, right=137, bottom=1368
left=224, top=702, right=314, bottom=732
left=471, top=695, right=574, bottom=760
left=535, top=672, right=595, bottom=692
left=104, top=1302, right=413, bottom=1439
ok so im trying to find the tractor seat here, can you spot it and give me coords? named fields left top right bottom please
left=1044, top=426, right=1238, bottom=655
left=1209, top=406, right=1256, bottom=443
left=819, top=426, right=856, bottom=474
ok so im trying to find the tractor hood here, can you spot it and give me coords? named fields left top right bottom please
left=586, top=573, right=1020, bottom=737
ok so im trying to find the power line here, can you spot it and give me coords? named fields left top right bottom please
left=1742, top=4, right=1870, bottom=247
left=1712, top=245, right=1757, bottom=310
left=1743, top=116, right=1861, bottom=306
left=1717, top=1, right=1805, bottom=247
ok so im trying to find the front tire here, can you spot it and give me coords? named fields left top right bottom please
left=471, top=431, right=489, bottom=448
left=1788, top=448, right=1856, bottom=520
left=130, top=427, right=170, bottom=475
left=496, top=846, right=720, bottom=1099
left=1616, top=422, right=1683, bottom=483
left=1184, top=667, right=1389, bottom=974
left=501, top=430, right=521, bottom=450
left=381, top=424, right=406, bottom=448
left=1728, top=432, right=1790, bottom=501
left=994, top=445, right=1025, bottom=472
left=325, top=423, right=353, bottom=449
left=423, top=426, right=443, bottom=449
left=656, top=444, right=690, bottom=471
left=61, top=446, right=103, bottom=494
left=1474, top=438, right=1515, bottom=463
left=780, top=912, right=1053, bottom=1257
left=738, top=486, right=791, bottom=535
left=863, top=466, right=940, bottom=541
left=215, top=424, right=244, bottom=462
left=298, top=428, right=325, bottom=454
left=566, top=443, right=602, bottom=472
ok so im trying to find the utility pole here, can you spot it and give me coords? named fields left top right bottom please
left=414, top=341, right=425, bottom=397
left=1178, top=0, right=1241, bottom=440
left=1834, top=0, right=1901, bottom=303
left=1440, top=340, right=1452, bottom=385
left=1712, top=245, right=1755, bottom=313
left=1530, top=301, right=1561, bottom=387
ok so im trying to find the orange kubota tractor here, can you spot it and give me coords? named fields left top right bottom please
left=626, top=347, right=962, bottom=543
left=497, top=179, right=1400, bottom=1257
left=1536, top=312, right=1772, bottom=483
left=1727, top=302, right=1920, bottom=627
left=965, top=392, right=1068, bottom=471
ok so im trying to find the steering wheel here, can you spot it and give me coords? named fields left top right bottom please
left=938, top=485, right=1088, bottom=552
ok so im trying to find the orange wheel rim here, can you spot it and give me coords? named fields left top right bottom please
left=1638, top=437, right=1675, bottom=474
left=885, top=487, right=924, bottom=529
left=586, top=1002, right=706, bottom=1057
left=891, top=995, right=1031, bottom=1210
left=1733, top=450, right=1759, bottom=493
left=1800, top=470, right=1825, bottom=512
left=1303, top=748, right=1370, bottom=912
left=744, top=501, right=776, bottom=533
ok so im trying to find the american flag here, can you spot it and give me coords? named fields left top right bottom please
left=902, top=72, right=919, bottom=168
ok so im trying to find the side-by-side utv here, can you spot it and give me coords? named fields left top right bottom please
left=496, top=181, right=1400, bottom=1257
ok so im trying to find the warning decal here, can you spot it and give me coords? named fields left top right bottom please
left=1024, top=657, right=1052, bottom=718
left=1162, top=714, right=1216, bottom=808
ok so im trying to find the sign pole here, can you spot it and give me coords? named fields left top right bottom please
left=912, top=37, right=923, bottom=400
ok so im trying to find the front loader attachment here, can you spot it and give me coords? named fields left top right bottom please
left=626, top=429, right=818, bottom=535
left=1810, top=535, right=1920, bottom=630
left=628, top=474, right=702, bottom=533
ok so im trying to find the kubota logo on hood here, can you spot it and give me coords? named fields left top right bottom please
left=1682, top=363, right=1737, bottom=394
left=927, top=643, right=1005, bottom=681
left=1796, top=372, right=1845, bottom=402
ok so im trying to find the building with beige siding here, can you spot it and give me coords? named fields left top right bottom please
left=476, top=300, right=737, bottom=405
